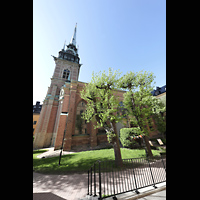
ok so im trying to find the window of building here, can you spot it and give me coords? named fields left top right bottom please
left=33, top=121, right=37, bottom=125
left=75, top=101, right=87, bottom=135
left=62, top=69, right=70, bottom=81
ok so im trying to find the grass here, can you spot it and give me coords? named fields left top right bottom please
left=33, top=148, right=160, bottom=174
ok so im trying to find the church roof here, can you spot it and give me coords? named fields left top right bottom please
left=151, top=85, right=166, bottom=96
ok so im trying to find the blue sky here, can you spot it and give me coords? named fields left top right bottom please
left=33, top=0, right=166, bottom=104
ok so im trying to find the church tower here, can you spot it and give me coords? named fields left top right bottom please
left=33, top=24, right=82, bottom=149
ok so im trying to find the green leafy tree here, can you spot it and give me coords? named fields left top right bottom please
left=120, top=127, right=143, bottom=148
left=80, top=68, right=124, bottom=166
left=118, top=70, right=165, bottom=157
left=152, top=96, right=166, bottom=138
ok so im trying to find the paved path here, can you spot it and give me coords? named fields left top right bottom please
left=136, top=189, right=166, bottom=200
left=33, top=172, right=88, bottom=200
left=33, top=148, right=166, bottom=200
left=33, top=171, right=166, bottom=200
left=34, top=148, right=88, bottom=200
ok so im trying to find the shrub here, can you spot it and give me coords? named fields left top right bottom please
left=120, top=127, right=143, bottom=148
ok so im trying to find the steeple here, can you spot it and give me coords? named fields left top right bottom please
left=57, top=23, right=80, bottom=64
left=69, top=23, right=77, bottom=47
left=62, top=40, right=66, bottom=51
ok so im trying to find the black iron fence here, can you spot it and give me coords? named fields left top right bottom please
left=87, top=155, right=166, bottom=199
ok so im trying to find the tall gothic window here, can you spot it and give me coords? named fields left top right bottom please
left=62, top=69, right=70, bottom=82
left=75, top=101, right=87, bottom=135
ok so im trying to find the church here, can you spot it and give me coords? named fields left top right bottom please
left=33, top=24, right=125, bottom=151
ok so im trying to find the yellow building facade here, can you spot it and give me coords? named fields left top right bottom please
left=33, top=101, right=42, bottom=135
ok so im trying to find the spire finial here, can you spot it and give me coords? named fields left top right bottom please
left=70, top=23, right=77, bottom=46
left=63, top=40, right=66, bottom=50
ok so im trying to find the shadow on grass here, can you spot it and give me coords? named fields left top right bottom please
left=33, top=149, right=163, bottom=174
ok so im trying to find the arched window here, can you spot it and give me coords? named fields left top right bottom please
left=62, top=69, right=70, bottom=82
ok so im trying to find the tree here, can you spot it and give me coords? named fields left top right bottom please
left=120, top=127, right=143, bottom=148
left=80, top=68, right=124, bottom=166
left=118, top=70, right=165, bottom=157
left=152, top=96, right=166, bottom=138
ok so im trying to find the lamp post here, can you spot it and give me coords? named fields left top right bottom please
left=58, top=112, right=69, bottom=166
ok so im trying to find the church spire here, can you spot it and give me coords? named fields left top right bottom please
left=62, top=40, right=66, bottom=51
left=70, top=23, right=77, bottom=47
left=57, top=23, right=80, bottom=64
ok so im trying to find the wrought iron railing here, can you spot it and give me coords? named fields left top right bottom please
left=87, top=155, right=166, bottom=199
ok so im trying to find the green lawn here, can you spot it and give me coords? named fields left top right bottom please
left=33, top=148, right=160, bottom=174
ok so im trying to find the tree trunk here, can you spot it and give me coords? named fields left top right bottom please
left=112, top=134, right=123, bottom=167
left=112, top=121, right=123, bottom=167
left=143, top=135, right=153, bottom=157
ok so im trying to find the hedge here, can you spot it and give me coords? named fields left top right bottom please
left=120, top=127, right=143, bottom=148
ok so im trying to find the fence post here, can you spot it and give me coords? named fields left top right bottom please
left=98, top=161, right=102, bottom=200
left=90, top=167, right=93, bottom=196
left=94, top=163, right=97, bottom=197
left=112, top=161, right=116, bottom=199
left=147, top=157, right=157, bottom=189
left=160, top=154, right=166, bottom=172
left=87, top=170, right=89, bottom=195
left=131, top=160, right=140, bottom=194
